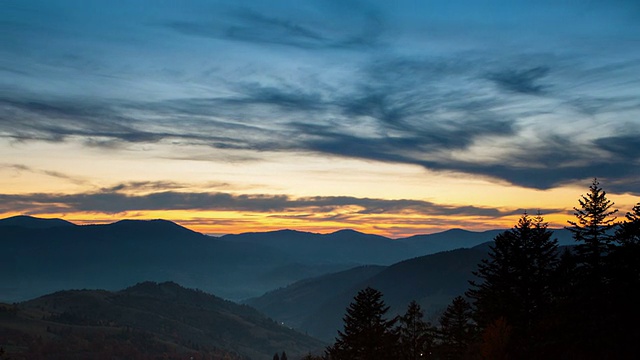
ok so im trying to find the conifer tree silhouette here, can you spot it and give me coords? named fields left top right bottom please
left=615, top=202, right=640, bottom=246
left=437, top=296, right=475, bottom=359
left=468, top=213, right=558, bottom=355
left=567, top=178, right=617, bottom=275
left=565, top=179, right=619, bottom=357
left=609, top=202, right=640, bottom=356
left=326, top=287, right=397, bottom=360
left=396, top=301, right=436, bottom=360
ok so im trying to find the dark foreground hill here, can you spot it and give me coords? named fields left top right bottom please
left=246, top=246, right=488, bottom=341
left=0, top=281, right=324, bottom=360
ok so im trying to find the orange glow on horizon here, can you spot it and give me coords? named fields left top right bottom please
left=0, top=208, right=583, bottom=238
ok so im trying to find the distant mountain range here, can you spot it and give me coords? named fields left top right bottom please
left=0, top=215, right=575, bottom=303
left=0, top=281, right=324, bottom=359
left=219, top=228, right=504, bottom=265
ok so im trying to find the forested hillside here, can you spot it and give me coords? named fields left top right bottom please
left=0, top=282, right=324, bottom=359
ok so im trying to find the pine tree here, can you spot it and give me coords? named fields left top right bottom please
left=567, top=178, right=617, bottom=276
left=564, top=179, right=619, bottom=357
left=615, top=202, right=640, bottom=246
left=396, top=301, right=436, bottom=360
left=326, top=287, right=397, bottom=360
left=301, top=353, right=323, bottom=360
left=437, top=296, right=475, bottom=359
left=608, top=202, right=640, bottom=357
left=280, top=351, right=287, bottom=360
left=467, top=213, right=558, bottom=355
left=272, top=353, right=280, bottom=360
left=543, top=247, right=580, bottom=356
left=478, top=317, right=511, bottom=360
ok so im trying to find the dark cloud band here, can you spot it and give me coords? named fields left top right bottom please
left=0, top=189, right=556, bottom=218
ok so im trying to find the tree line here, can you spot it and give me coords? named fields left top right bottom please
left=323, top=179, right=640, bottom=359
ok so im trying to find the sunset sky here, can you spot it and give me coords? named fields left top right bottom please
left=1, top=0, right=639, bottom=237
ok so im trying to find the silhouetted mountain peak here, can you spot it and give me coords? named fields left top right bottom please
left=112, top=218, right=187, bottom=229
left=103, top=219, right=202, bottom=237
left=222, top=229, right=318, bottom=243
left=0, top=215, right=76, bottom=229
left=122, top=280, right=182, bottom=293
left=119, top=281, right=215, bottom=303
left=271, top=229, right=314, bottom=236
left=441, top=228, right=473, bottom=234
left=330, top=229, right=361, bottom=235
left=326, top=229, right=391, bottom=241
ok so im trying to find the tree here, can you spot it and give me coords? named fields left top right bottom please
left=564, top=179, right=619, bottom=357
left=478, top=317, right=511, bottom=360
left=608, top=202, right=640, bottom=357
left=467, top=213, right=558, bottom=356
left=615, top=202, right=640, bottom=246
left=326, top=287, right=397, bottom=360
left=437, top=296, right=475, bottom=359
left=280, top=351, right=287, bottom=360
left=0, top=347, right=10, bottom=360
left=272, top=353, right=280, bottom=360
left=300, top=354, right=323, bottom=360
left=396, top=301, right=436, bottom=360
left=567, top=178, right=617, bottom=276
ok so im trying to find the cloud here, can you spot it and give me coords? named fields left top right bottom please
left=594, top=135, right=640, bottom=161
left=0, top=98, right=164, bottom=144
left=2, top=164, right=89, bottom=186
left=0, top=96, right=273, bottom=150
left=3, top=51, right=639, bottom=194
left=488, top=66, right=550, bottom=94
left=165, top=3, right=383, bottom=50
left=0, top=189, right=557, bottom=218
left=2, top=0, right=639, bottom=197
left=101, top=181, right=205, bottom=193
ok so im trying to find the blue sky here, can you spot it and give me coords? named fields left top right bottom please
left=1, top=0, right=639, bottom=235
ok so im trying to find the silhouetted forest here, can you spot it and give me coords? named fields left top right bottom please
left=325, top=179, right=640, bottom=360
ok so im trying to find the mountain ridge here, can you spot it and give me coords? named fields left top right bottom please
left=1, top=215, right=573, bottom=303
left=1, top=281, right=325, bottom=359
left=247, top=247, right=488, bottom=341
left=0, top=215, right=77, bottom=229
left=1, top=215, right=508, bottom=239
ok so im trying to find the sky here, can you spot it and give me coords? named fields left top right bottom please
left=1, top=0, right=639, bottom=237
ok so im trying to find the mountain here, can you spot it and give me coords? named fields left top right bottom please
left=0, top=218, right=348, bottom=302
left=245, top=265, right=386, bottom=330
left=220, top=229, right=409, bottom=265
left=247, top=247, right=488, bottom=342
left=0, top=281, right=325, bottom=359
left=4, top=216, right=574, bottom=304
left=400, top=228, right=503, bottom=253
left=0, top=215, right=75, bottom=228
left=219, top=228, right=510, bottom=265
left=0, top=216, right=508, bottom=303
left=221, top=227, right=575, bottom=266
left=245, top=227, right=576, bottom=342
